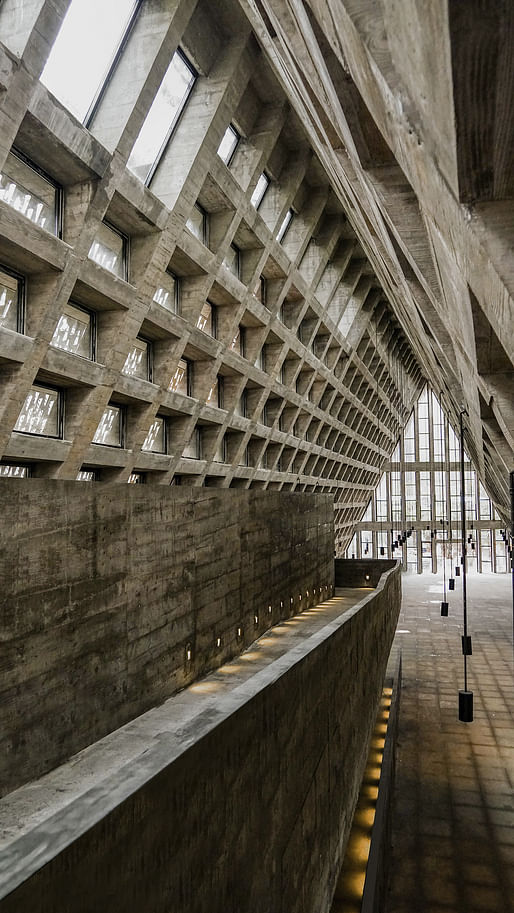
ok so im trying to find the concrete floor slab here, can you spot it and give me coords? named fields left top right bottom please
left=387, top=572, right=514, bottom=913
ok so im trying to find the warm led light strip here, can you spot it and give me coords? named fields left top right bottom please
left=330, top=687, right=392, bottom=912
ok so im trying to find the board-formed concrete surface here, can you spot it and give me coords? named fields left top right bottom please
left=0, top=566, right=400, bottom=913
left=387, top=572, right=514, bottom=913
left=0, top=481, right=333, bottom=795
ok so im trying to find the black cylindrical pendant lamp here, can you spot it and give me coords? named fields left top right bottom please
left=441, top=601, right=449, bottom=616
left=458, top=409, right=472, bottom=723
left=449, top=578, right=455, bottom=590
left=459, top=690, right=473, bottom=722
left=455, top=565, right=460, bottom=576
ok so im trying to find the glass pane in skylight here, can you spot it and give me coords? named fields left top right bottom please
left=89, top=222, right=125, bottom=278
left=0, top=463, right=29, bottom=477
left=251, top=172, right=269, bottom=209
left=51, top=302, right=91, bottom=358
left=153, top=271, right=178, bottom=313
left=217, top=125, right=239, bottom=164
left=77, top=469, right=96, bottom=481
left=127, top=50, right=196, bottom=182
left=122, top=337, right=148, bottom=379
left=142, top=417, right=165, bottom=452
left=169, top=359, right=189, bottom=395
left=222, top=245, right=239, bottom=277
left=41, top=0, right=138, bottom=122
left=0, top=153, right=57, bottom=233
left=186, top=204, right=206, bottom=242
left=0, top=268, right=20, bottom=332
left=14, top=385, right=59, bottom=436
left=276, top=208, right=293, bottom=242
left=93, top=405, right=122, bottom=446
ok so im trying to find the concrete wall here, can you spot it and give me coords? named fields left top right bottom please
left=0, top=563, right=401, bottom=913
left=0, top=480, right=334, bottom=796
left=335, top=557, right=397, bottom=587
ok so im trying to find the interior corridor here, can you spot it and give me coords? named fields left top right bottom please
left=386, top=573, right=514, bottom=913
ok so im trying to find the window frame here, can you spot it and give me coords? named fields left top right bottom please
left=144, top=48, right=197, bottom=186
left=197, top=300, right=217, bottom=338
left=276, top=207, right=294, bottom=244
left=14, top=382, right=64, bottom=440
left=76, top=467, right=99, bottom=481
left=89, top=219, right=130, bottom=281
left=3, top=148, right=63, bottom=238
left=0, top=462, right=31, bottom=478
left=92, top=402, right=126, bottom=448
left=128, top=471, right=146, bottom=484
left=142, top=414, right=169, bottom=454
left=0, top=262, right=25, bottom=334
left=122, top=334, right=153, bottom=382
left=258, top=275, right=267, bottom=307
left=217, top=375, right=224, bottom=409
left=224, top=242, right=240, bottom=279
left=153, top=269, right=180, bottom=314
left=84, top=0, right=144, bottom=127
left=51, top=299, right=96, bottom=360
left=187, top=202, right=208, bottom=246
left=217, top=123, right=240, bottom=167
left=251, top=171, right=270, bottom=210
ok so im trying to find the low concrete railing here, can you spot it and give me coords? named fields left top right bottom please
left=0, top=562, right=401, bottom=913
left=335, top=557, right=398, bottom=588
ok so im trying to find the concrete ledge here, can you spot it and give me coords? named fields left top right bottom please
left=0, top=564, right=401, bottom=913
left=335, top=557, right=399, bottom=588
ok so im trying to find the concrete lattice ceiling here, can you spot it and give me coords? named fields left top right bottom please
left=238, top=0, right=514, bottom=520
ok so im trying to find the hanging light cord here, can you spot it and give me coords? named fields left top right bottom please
left=440, top=392, right=446, bottom=600
left=375, top=319, right=383, bottom=554
left=460, top=409, right=469, bottom=693
left=447, top=409, right=453, bottom=571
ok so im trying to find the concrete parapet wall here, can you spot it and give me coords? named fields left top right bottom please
left=335, top=557, right=398, bottom=588
left=0, top=564, right=401, bottom=913
left=0, top=480, right=334, bottom=796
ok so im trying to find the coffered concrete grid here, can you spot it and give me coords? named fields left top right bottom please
left=0, top=0, right=510, bottom=549
left=241, top=0, right=514, bottom=522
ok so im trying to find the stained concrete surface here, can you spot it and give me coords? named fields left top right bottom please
left=0, top=482, right=333, bottom=795
left=0, top=576, right=399, bottom=913
left=387, top=572, right=514, bottom=913
left=0, top=587, right=369, bottom=859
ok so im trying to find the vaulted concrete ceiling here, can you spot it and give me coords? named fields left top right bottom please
left=238, top=0, right=514, bottom=519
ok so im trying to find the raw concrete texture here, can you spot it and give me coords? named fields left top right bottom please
left=335, top=557, right=397, bottom=587
left=0, top=565, right=401, bottom=913
left=0, top=480, right=333, bottom=796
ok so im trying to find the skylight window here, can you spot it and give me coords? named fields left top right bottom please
left=0, top=266, right=24, bottom=333
left=88, top=221, right=128, bottom=280
left=93, top=404, right=125, bottom=447
left=142, top=417, right=167, bottom=453
left=217, top=125, right=240, bottom=165
left=0, top=151, right=61, bottom=235
left=127, top=49, right=196, bottom=183
left=276, top=208, right=294, bottom=243
left=41, top=0, right=141, bottom=123
left=51, top=302, right=94, bottom=359
left=251, top=172, right=270, bottom=209
left=14, top=384, right=63, bottom=438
